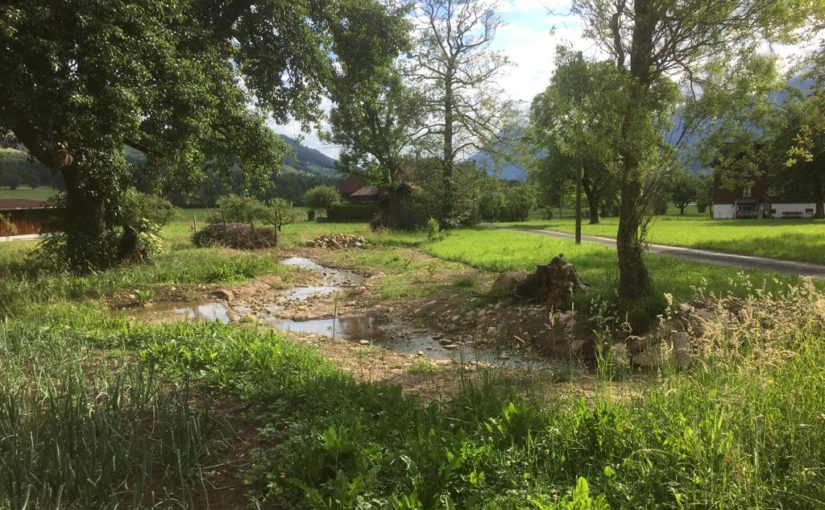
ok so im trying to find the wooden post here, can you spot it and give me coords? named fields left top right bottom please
left=192, top=212, right=197, bottom=232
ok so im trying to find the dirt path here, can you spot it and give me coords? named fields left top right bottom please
left=501, top=226, right=825, bottom=277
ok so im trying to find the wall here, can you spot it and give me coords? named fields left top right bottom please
left=713, top=204, right=735, bottom=219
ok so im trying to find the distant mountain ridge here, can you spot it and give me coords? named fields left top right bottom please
left=278, top=134, right=340, bottom=179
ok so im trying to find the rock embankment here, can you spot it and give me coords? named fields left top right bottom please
left=305, top=234, right=367, bottom=249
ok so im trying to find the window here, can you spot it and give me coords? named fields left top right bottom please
left=743, top=187, right=752, bottom=198
left=806, top=208, right=814, bottom=214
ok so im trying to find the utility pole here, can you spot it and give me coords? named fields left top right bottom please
left=574, top=51, right=583, bottom=245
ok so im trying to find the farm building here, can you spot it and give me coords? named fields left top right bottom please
left=338, top=174, right=378, bottom=203
left=712, top=173, right=820, bottom=219
left=0, top=199, right=61, bottom=236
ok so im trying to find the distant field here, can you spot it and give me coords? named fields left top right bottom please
left=507, top=215, right=825, bottom=265
left=0, top=187, right=58, bottom=201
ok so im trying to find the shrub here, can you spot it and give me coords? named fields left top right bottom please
left=36, top=189, right=176, bottom=269
left=0, top=213, right=16, bottom=236
left=426, top=217, right=441, bottom=242
left=303, top=185, right=340, bottom=214
left=327, top=203, right=379, bottom=222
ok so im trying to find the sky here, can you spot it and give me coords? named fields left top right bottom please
left=270, top=0, right=815, bottom=159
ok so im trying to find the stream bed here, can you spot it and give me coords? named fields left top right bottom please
left=173, top=257, right=557, bottom=370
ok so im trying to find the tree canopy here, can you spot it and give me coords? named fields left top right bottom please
left=0, top=0, right=408, bottom=268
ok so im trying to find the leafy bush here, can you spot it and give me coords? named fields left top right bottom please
left=303, top=184, right=341, bottom=214
left=207, top=194, right=295, bottom=230
left=0, top=213, right=16, bottom=235
left=327, top=203, right=379, bottom=222
left=479, top=182, right=537, bottom=222
left=36, top=189, right=176, bottom=269
left=426, top=217, right=441, bottom=242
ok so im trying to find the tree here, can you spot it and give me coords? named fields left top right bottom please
left=529, top=49, right=624, bottom=225
left=0, top=0, right=407, bottom=269
left=695, top=174, right=713, bottom=214
left=324, top=66, right=427, bottom=229
left=668, top=171, right=698, bottom=215
left=303, top=185, right=341, bottom=215
left=572, top=0, right=815, bottom=298
left=409, top=0, right=512, bottom=226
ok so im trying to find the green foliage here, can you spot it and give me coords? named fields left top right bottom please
left=0, top=213, right=15, bottom=235
left=667, top=171, right=699, bottom=215
left=35, top=189, right=177, bottom=270
left=0, top=0, right=407, bottom=269
left=303, top=185, right=342, bottom=213
left=426, top=217, right=442, bottom=242
left=327, top=203, right=379, bottom=223
left=207, top=194, right=287, bottom=230
left=480, top=181, right=537, bottom=222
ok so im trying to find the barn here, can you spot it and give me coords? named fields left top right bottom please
left=0, top=199, right=61, bottom=236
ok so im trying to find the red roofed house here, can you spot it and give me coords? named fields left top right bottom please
left=0, top=199, right=61, bottom=236
left=338, top=174, right=378, bottom=203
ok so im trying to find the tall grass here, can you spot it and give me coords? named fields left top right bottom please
left=0, top=319, right=220, bottom=509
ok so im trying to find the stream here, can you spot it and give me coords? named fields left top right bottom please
left=174, top=257, right=557, bottom=370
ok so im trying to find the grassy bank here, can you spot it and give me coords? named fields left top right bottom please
left=508, top=216, right=825, bottom=265
left=3, top=288, right=824, bottom=508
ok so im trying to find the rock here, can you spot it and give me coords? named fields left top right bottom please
left=212, top=289, right=235, bottom=302
left=497, top=353, right=511, bottom=361
left=442, top=344, right=459, bottom=350
left=359, top=340, right=370, bottom=345
left=678, top=302, right=694, bottom=315
left=486, top=326, right=497, bottom=336
left=489, top=271, right=529, bottom=297
left=417, top=350, right=425, bottom=357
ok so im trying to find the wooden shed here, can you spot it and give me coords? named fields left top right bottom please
left=0, top=199, right=61, bottom=236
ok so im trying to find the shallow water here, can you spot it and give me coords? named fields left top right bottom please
left=174, top=302, right=231, bottom=323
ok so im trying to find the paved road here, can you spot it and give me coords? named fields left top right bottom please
left=499, top=226, right=825, bottom=278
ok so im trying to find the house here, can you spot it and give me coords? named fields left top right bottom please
left=0, top=199, right=61, bottom=236
left=338, top=175, right=378, bottom=203
left=712, top=173, right=818, bottom=219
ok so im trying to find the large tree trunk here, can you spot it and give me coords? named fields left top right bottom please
left=442, top=71, right=455, bottom=224
left=616, top=177, right=651, bottom=298
left=379, top=186, right=405, bottom=230
left=60, top=164, right=111, bottom=269
left=816, top=200, right=824, bottom=219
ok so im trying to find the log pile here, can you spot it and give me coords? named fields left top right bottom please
left=193, top=223, right=277, bottom=249
left=305, top=234, right=367, bottom=249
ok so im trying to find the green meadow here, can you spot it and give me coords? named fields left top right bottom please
left=509, top=215, right=825, bottom=265
left=2, top=217, right=825, bottom=508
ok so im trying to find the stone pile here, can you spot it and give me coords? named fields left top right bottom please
left=305, top=234, right=367, bottom=249
left=622, top=302, right=720, bottom=369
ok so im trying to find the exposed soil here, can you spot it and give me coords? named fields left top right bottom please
left=112, top=247, right=595, bottom=391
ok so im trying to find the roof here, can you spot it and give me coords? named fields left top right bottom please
left=339, top=175, right=367, bottom=196
left=0, top=199, right=56, bottom=211
left=350, top=185, right=378, bottom=197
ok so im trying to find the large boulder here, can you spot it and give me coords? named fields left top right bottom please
left=489, top=271, right=530, bottom=297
